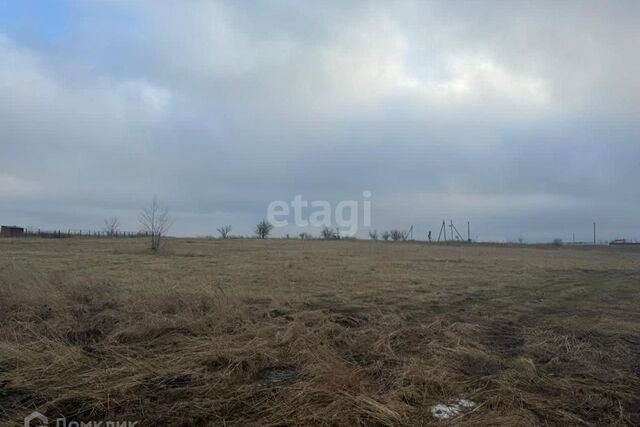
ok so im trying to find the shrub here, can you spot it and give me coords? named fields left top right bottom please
left=321, top=227, right=340, bottom=240
left=390, top=229, right=407, bottom=241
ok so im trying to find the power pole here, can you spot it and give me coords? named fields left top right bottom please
left=437, top=220, right=447, bottom=242
left=467, top=221, right=471, bottom=243
left=451, top=221, right=465, bottom=241
left=449, top=220, right=454, bottom=241
left=593, top=222, right=596, bottom=245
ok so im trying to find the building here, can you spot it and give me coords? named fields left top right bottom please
left=0, top=225, right=25, bottom=237
left=610, top=239, right=640, bottom=246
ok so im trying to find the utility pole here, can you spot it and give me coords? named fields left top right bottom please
left=437, top=220, right=447, bottom=242
left=593, top=222, right=596, bottom=245
left=467, top=221, right=471, bottom=243
left=449, top=220, right=454, bottom=241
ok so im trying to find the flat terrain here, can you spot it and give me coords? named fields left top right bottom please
left=1, top=238, right=639, bottom=426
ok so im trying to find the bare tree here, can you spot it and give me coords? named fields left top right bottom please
left=103, top=217, right=121, bottom=237
left=381, top=231, right=390, bottom=241
left=321, top=226, right=334, bottom=240
left=299, top=232, right=312, bottom=240
left=390, top=229, right=407, bottom=241
left=321, top=226, right=341, bottom=240
left=217, top=225, right=232, bottom=239
left=368, top=229, right=378, bottom=240
left=139, top=197, right=172, bottom=251
left=255, top=219, right=274, bottom=239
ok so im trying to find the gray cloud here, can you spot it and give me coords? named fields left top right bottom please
left=0, top=0, right=638, bottom=241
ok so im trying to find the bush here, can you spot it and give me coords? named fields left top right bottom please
left=390, top=229, right=407, bottom=241
left=321, top=227, right=340, bottom=240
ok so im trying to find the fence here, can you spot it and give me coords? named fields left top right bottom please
left=21, top=229, right=150, bottom=239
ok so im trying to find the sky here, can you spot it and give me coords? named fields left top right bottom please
left=0, top=0, right=639, bottom=242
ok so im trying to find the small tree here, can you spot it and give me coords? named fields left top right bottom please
left=517, top=236, right=525, bottom=244
left=139, top=197, right=172, bottom=251
left=552, top=238, right=563, bottom=247
left=368, top=230, right=378, bottom=240
left=321, top=226, right=334, bottom=240
left=390, top=229, right=407, bottom=241
left=255, top=219, right=273, bottom=239
left=217, top=225, right=232, bottom=239
left=321, top=226, right=341, bottom=240
left=299, top=232, right=312, bottom=240
left=381, top=231, right=390, bottom=241
left=103, top=217, right=120, bottom=237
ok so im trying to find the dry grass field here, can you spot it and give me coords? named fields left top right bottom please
left=1, top=238, right=639, bottom=426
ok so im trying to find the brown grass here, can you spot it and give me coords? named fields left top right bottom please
left=1, top=238, right=639, bottom=426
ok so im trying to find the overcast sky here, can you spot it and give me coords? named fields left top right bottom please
left=1, top=0, right=639, bottom=242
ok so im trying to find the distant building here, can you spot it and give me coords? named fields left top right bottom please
left=0, top=225, right=25, bottom=237
left=610, top=239, right=640, bottom=246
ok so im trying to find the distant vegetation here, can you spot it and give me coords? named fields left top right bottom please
left=217, top=225, right=232, bottom=239
left=255, top=219, right=274, bottom=239
left=102, top=217, right=120, bottom=237
left=321, top=226, right=340, bottom=240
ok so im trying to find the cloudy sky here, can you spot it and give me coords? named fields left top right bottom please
left=1, top=0, right=639, bottom=242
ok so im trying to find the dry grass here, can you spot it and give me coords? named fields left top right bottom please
left=1, top=238, right=639, bottom=426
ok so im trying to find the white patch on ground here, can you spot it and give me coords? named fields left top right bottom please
left=431, top=398, right=475, bottom=420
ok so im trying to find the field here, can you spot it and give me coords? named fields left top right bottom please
left=1, top=238, right=639, bottom=426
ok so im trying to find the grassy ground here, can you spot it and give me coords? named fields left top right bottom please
left=0, top=238, right=639, bottom=426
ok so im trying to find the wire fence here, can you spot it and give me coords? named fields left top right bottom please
left=22, top=229, right=150, bottom=239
